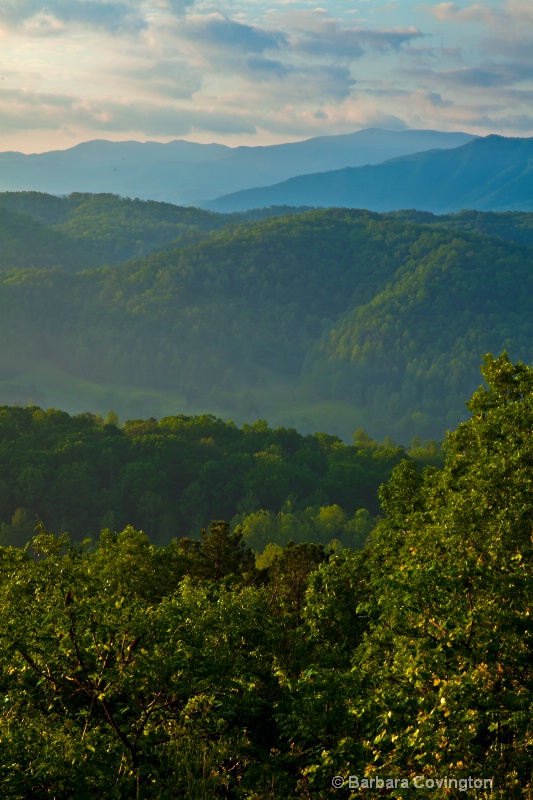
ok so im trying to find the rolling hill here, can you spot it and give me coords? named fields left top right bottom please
left=0, top=197, right=533, bottom=439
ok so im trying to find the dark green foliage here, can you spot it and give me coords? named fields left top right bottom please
left=0, top=193, right=313, bottom=269
left=0, top=191, right=231, bottom=268
left=0, top=528, right=281, bottom=798
left=306, top=226, right=533, bottom=436
left=1, top=355, right=533, bottom=797
left=338, top=352, right=533, bottom=796
left=0, top=405, right=426, bottom=547
left=267, top=541, right=326, bottom=620
left=0, top=206, right=100, bottom=271
left=195, top=520, right=256, bottom=582
left=389, top=208, right=533, bottom=248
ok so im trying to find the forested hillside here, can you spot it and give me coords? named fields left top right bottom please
left=1, top=355, right=531, bottom=798
left=0, top=192, right=232, bottom=266
left=0, top=207, right=102, bottom=271
left=304, top=226, right=533, bottom=433
left=1, top=194, right=533, bottom=438
left=390, top=208, right=533, bottom=248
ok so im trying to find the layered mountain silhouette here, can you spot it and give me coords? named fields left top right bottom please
left=207, top=135, right=533, bottom=213
left=0, top=129, right=474, bottom=206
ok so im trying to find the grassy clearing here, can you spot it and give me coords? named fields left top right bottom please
left=0, top=364, right=381, bottom=442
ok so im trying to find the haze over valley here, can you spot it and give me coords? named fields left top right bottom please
left=0, top=164, right=533, bottom=441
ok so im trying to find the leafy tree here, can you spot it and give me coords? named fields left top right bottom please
left=347, top=352, right=533, bottom=795
left=0, top=528, right=281, bottom=798
left=268, top=541, right=326, bottom=622
left=195, top=520, right=256, bottom=583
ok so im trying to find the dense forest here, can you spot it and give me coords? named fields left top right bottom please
left=0, top=404, right=442, bottom=551
left=1, top=192, right=533, bottom=439
left=1, top=191, right=532, bottom=796
left=1, top=354, right=531, bottom=798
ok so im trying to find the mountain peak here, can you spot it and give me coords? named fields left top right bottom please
left=206, top=134, right=533, bottom=214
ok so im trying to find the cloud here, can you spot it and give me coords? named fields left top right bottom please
left=423, top=61, right=533, bottom=89
left=219, top=62, right=355, bottom=108
left=0, top=87, right=257, bottom=136
left=490, top=112, right=533, bottom=131
left=290, top=16, right=423, bottom=59
left=418, top=0, right=533, bottom=109
left=114, top=58, right=202, bottom=100
left=257, top=9, right=422, bottom=61
left=101, top=101, right=257, bottom=136
left=305, top=66, right=356, bottom=100
left=183, top=13, right=286, bottom=53
left=294, top=28, right=421, bottom=59
left=304, top=96, right=409, bottom=133
left=497, top=0, right=533, bottom=25
left=158, top=0, right=194, bottom=14
left=421, top=3, right=496, bottom=24
left=444, top=67, right=516, bottom=88
left=421, top=0, right=533, bottom=29
left=245, top=57, right=290, bottom=79
left=357, top=27, right=424, bottom=53
left=0, top=88, right=94, bottom=133
left=294, top=29, right=364, bottom=58
left=0, top=0, right=147, bottom=33
left=421, top=90, right=454, bottom=107
left=0, top=0, right=532, bottom=151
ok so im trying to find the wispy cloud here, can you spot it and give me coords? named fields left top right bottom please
left=420, top=3, right=497, bottom=24
left=407, top=61, right=533, bottom=89
left=0, top=0, right=149, bottom=33
left=271, top=10, right=422, bottom=59
left=294, top=26, right=422, bottom=58
left=182, top=13, right=285, bottom=53
left=0, top=87, right=257, bottom=135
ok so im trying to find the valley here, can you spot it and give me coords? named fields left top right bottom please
left=0, top=190, right=532, bottom=441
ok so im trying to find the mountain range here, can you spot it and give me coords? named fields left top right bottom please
left=207, top=135, right=533, bottom=213
left=0, top=129, right=474, bottom=207
left=0, top=192, right=532, bottom=441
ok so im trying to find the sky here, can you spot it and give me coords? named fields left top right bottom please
left=0, top=0, right=532, bottom=152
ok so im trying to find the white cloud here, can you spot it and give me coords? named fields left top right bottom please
left=501, top=0, right=533, bottom=24
left=0, top=0, right=148, bottom=33
left=421, top=0, right=533, bottom=28
left=113, top=57, right=202, bottom=99
left=0, top=87, right=258, bottom=136
left=421, top=3, right=497, bottom=24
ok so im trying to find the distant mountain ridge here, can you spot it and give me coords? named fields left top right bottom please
left=0, top=129, right=475, bottom=206
left=206, top=135, right=533, bottom=213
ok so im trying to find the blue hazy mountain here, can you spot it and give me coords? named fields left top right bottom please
left=0, top=128, right=474, bottom=206
left=207, top=135, right=533, bottom=213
